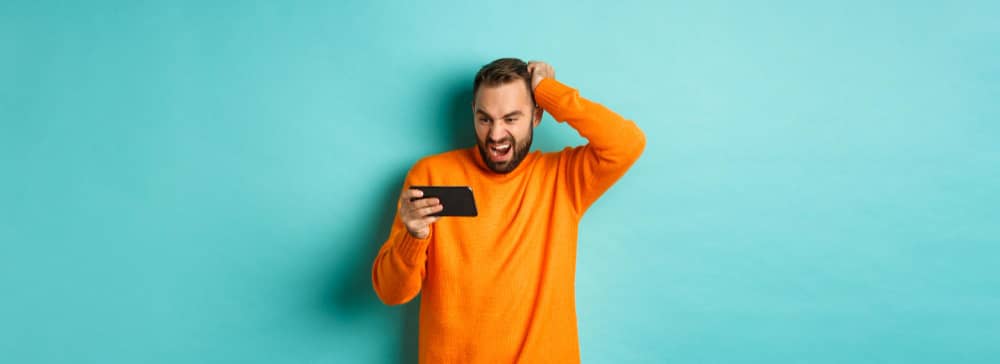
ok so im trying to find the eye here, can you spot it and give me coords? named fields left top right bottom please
left=504, top=117, right=516, bottom=124
left=478, top=118, right=491, bottom=124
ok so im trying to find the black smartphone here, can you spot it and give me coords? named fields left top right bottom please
left=409, top=186, right=478, bottom=217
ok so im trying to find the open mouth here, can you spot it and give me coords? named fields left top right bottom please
left=488, top=142, right=512, bottom=162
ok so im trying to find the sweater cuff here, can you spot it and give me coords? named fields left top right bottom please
left=394, top=228, right=432, bottom=265
left=532, top=77, right=576, bottom=122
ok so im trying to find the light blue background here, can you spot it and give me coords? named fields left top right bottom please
left=2, top=1, right=998, bottom=363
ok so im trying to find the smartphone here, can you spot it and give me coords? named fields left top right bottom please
left=409, top=186, right=478, bottom=217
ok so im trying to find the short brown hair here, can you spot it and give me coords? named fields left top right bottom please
left=473, top=58, right=534, bottom=103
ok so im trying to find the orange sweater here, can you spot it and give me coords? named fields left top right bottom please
left=371, top=78, right=646, bottom=363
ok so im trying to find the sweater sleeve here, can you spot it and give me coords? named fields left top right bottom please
left=533, top=78, right=646, bottom=215
left=371, top=164, right=433, bottom=306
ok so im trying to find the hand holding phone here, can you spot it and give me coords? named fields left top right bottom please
left=399, top=189, right=443, bottom=239
left=399, top=186, right=477, bottom=239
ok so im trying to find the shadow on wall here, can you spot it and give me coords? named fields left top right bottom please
left=329, top=166, right=419, bottom=363
left=439, top=74, right=476, bottom=153
left=435, top=72, right=563, bottom=152
left=330, top=75, right=474, bottom=364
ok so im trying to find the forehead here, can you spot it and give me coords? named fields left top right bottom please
left=473, top=82, right=533, bottom=116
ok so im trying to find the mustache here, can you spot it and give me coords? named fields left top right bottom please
left=484, top=136, right=515, bottom=145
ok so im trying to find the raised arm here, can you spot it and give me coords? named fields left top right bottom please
left=529, top=62, right=646, bottom=215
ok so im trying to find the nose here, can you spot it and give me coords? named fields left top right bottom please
left=488, top=125, right=507, bottom=143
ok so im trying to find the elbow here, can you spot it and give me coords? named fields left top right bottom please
left=623, top=123, right=646, bottom=163
left=372, top=270, right=419, bottom=306
left=375, top=287, right=417, bottom=306
left=591, top=125, right=646, bottom=168
left=377, top=293, right=404, bottom=306
left=633, top=126, right=646, bottom=159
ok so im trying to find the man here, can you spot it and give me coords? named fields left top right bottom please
left=371, top=58, right=646, bottom=363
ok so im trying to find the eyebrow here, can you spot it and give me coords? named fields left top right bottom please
left=476, top=109, right=524, bottom=119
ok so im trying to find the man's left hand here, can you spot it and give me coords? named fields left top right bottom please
left=527, top=61, right=555, bottom=91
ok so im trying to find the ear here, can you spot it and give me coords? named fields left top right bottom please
left=532, top=106, right=543, bottom=127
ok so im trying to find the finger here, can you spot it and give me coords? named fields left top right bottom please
left=401, top=189, right=423, bottom=205
left=411, top=197, right=441, bottom=209
left=414, top=204, right=444, bottom=217
left=422, top=216, right=440, bottom=225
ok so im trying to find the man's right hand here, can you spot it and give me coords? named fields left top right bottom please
left=399, top=189, right=443, bottom=239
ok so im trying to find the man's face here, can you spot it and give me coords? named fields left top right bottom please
left=473, top=81, right=541, bottom=174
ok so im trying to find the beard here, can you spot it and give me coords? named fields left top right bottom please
left=477, top=127, right=533, bottom=174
